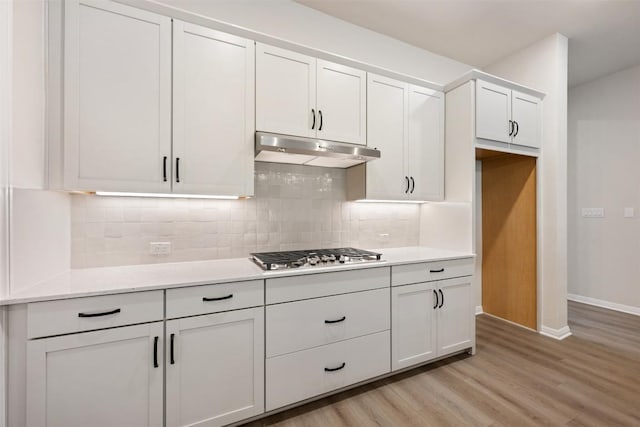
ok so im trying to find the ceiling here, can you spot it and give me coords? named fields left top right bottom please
left=295, top=0, right=640, bottom=87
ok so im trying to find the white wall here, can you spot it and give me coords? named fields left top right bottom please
left=568, top=64, right=640, bottom=314
left=1, top=1, right=12, bottom=425
left=132, top=0, right=473, bottom=85
left=484, top=33, right=570, bottom=335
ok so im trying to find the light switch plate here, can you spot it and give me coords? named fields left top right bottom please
left=624, top=207, right=635, bottom=218
left=150, top=242, right=171, bottom=255
left=582, top=208, right=605, bottom=218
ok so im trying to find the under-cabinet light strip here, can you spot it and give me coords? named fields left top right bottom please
left=355, top=199, right=426, bottom=204
left=95, top=192, right=242, bottom=200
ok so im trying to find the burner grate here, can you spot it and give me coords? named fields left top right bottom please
left=250, top=247, right=382, bottom=270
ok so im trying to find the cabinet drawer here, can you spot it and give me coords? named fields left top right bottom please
left=266, top=288, right=389, bottom=357
left=266, top=267, right=390, bottom=304
left=392, top=258, right=474, bottom=286
left=27, top=291, right=164, bottom=339
left=166, top=280, right=263, bottom=319
left=266, top=331, right=390, bottom=411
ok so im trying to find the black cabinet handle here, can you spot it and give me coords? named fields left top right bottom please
left=175, top=157, right=180, bottom=183
left=163, top=156, right=167, bottom=182
left=430, top=268, right=444, bottom=273
left=202, top=294, right=233, bottom=302
left=433, top=289, right=438, bottom=309
left=153, top=336, right=159, bottom=368
left=324, top=316, right=346, bottom=324
left=508, top=120, right=514, bottom=136
left=405, top=176, right=410, bottom=194
left=318, top=110, right=323, bottom=131
left=78, top=308, right=121, bottom=318
left=170, top=333, right=175, bottom=365
left=311, top=109, right=316, bottom=130
left=438, top=289, right=444, bottom=308
left=514, top=121, right=519, bottom=137
left=410, top=177, right=415, bottom=194
left=324, top=362, right=346, bottom=372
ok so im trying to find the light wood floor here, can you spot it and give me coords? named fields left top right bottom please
left=244, top=301, right=640, bottom=426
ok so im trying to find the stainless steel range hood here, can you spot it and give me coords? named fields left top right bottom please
left=255, top=132, right=381, bottom=168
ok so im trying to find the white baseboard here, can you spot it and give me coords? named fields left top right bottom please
left=568, top=294, right=640, bottom=316
left=539, top=325, right=572, bottom=340
left=475, top=305, right=483, bottom=315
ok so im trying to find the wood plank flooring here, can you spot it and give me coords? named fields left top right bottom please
left=243, top=301, right=640, bottom=426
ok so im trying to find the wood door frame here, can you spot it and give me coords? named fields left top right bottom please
left=478, top=150, right=538, bottom=330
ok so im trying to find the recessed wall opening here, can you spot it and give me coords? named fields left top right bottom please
left=476, top=148, right=537, bottom=330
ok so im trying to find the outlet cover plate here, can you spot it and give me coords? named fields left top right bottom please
left=582, top=208, right=605, bottom=218
left=150, top=242, right=171, bottom=255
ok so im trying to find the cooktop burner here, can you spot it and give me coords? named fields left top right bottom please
left=250, top=247, right=382, bottom=270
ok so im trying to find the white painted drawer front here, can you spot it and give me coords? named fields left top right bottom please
left=27, top=290, right=164, bottom=339
left=266, top=267, right=390, bottom=304
left=166, top=280, right=263, bottom=319
left=266, top=288, right=389, bottom=357
left=266, top=331, right=390, bottom=411
left=392, top=258, right=474, bottom=286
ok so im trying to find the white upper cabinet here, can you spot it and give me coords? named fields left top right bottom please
left=511, top=90, right=541, bottom=149
left=350, top=74, right=444, bottom=201
left=408, top=85, right=444, bottom=201
left=256, top=43, right=366, bottom=145
left=475, top=79, right=512, bottom=143
left=365, top=74, right=408, bottom=199
left=62, top=1, right=254, bottom=196
left=172, top=21, right=255, bottom=196
left=256, top=44, right=316, bottom=138
left=476, top=79, right=541, bottom=149
left=316, top=59, right=367, bottom=144
left=64, top=0, right=172, bottom=193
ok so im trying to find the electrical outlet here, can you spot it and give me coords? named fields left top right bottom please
left=581, top=208, right=605, bottom=218
left=624, top=207, right=635, bottom=218
left=149, top=242, right=171, bottom=255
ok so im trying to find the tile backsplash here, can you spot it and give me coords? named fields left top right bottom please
left=71, top=162, right=421, bottom=268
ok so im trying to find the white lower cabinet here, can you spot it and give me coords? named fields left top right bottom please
left=27, top=322, right=164, bottom=427
left=392, top=275, right=473, bottom=371
left=392, top=281, right=437, bottom=370
left=266, top=331, right=390, bottom=411
left=166, top=307, right=264, bottom=427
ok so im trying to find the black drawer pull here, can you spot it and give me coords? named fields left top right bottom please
left=439, top=289, right=444, bottom=308
left=324, top=316, right=346, bottom=324
left=433, top=290, right=438, bottom=309
left=324, top=362, right=346, bottom=372
left=202, top=294, right=233, bottom=302
left=170, top=333, right=175, bottom=365
left=430, top=268, right=445, bottom=273
left=153, top=336, right=159, bottom=368
left=78, top=308, right=121, bottom=318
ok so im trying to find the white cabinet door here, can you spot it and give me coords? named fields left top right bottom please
left=391, top=282, right=437, bottom=371
left=64, top=0, right=172, bottom=192
left=475, top=79, right=512, bottom=144
left=512, top=90, right=541, bottom=149
left=437, top=277, right=473, bottom=356
left=408, top=85, right=444, bottom=201
left=166, top=307, right=264, bottom=427
left=366, top=73, right=408, bottom=200
left=316, top=59, right=366, bottom=145
left=256, top=43, right=316, bottom=138
left=173, top=22, right=255, bottom=196
left=27, top=322, right=163, bottom=427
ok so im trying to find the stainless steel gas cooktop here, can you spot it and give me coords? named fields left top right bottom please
left=250, top=247, right=382, bottom=270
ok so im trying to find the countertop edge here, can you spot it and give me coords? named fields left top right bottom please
left=0, top=247, right=476, bottom=305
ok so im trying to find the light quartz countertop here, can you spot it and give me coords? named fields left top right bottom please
left=0, top=246, right=475, bottom=305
